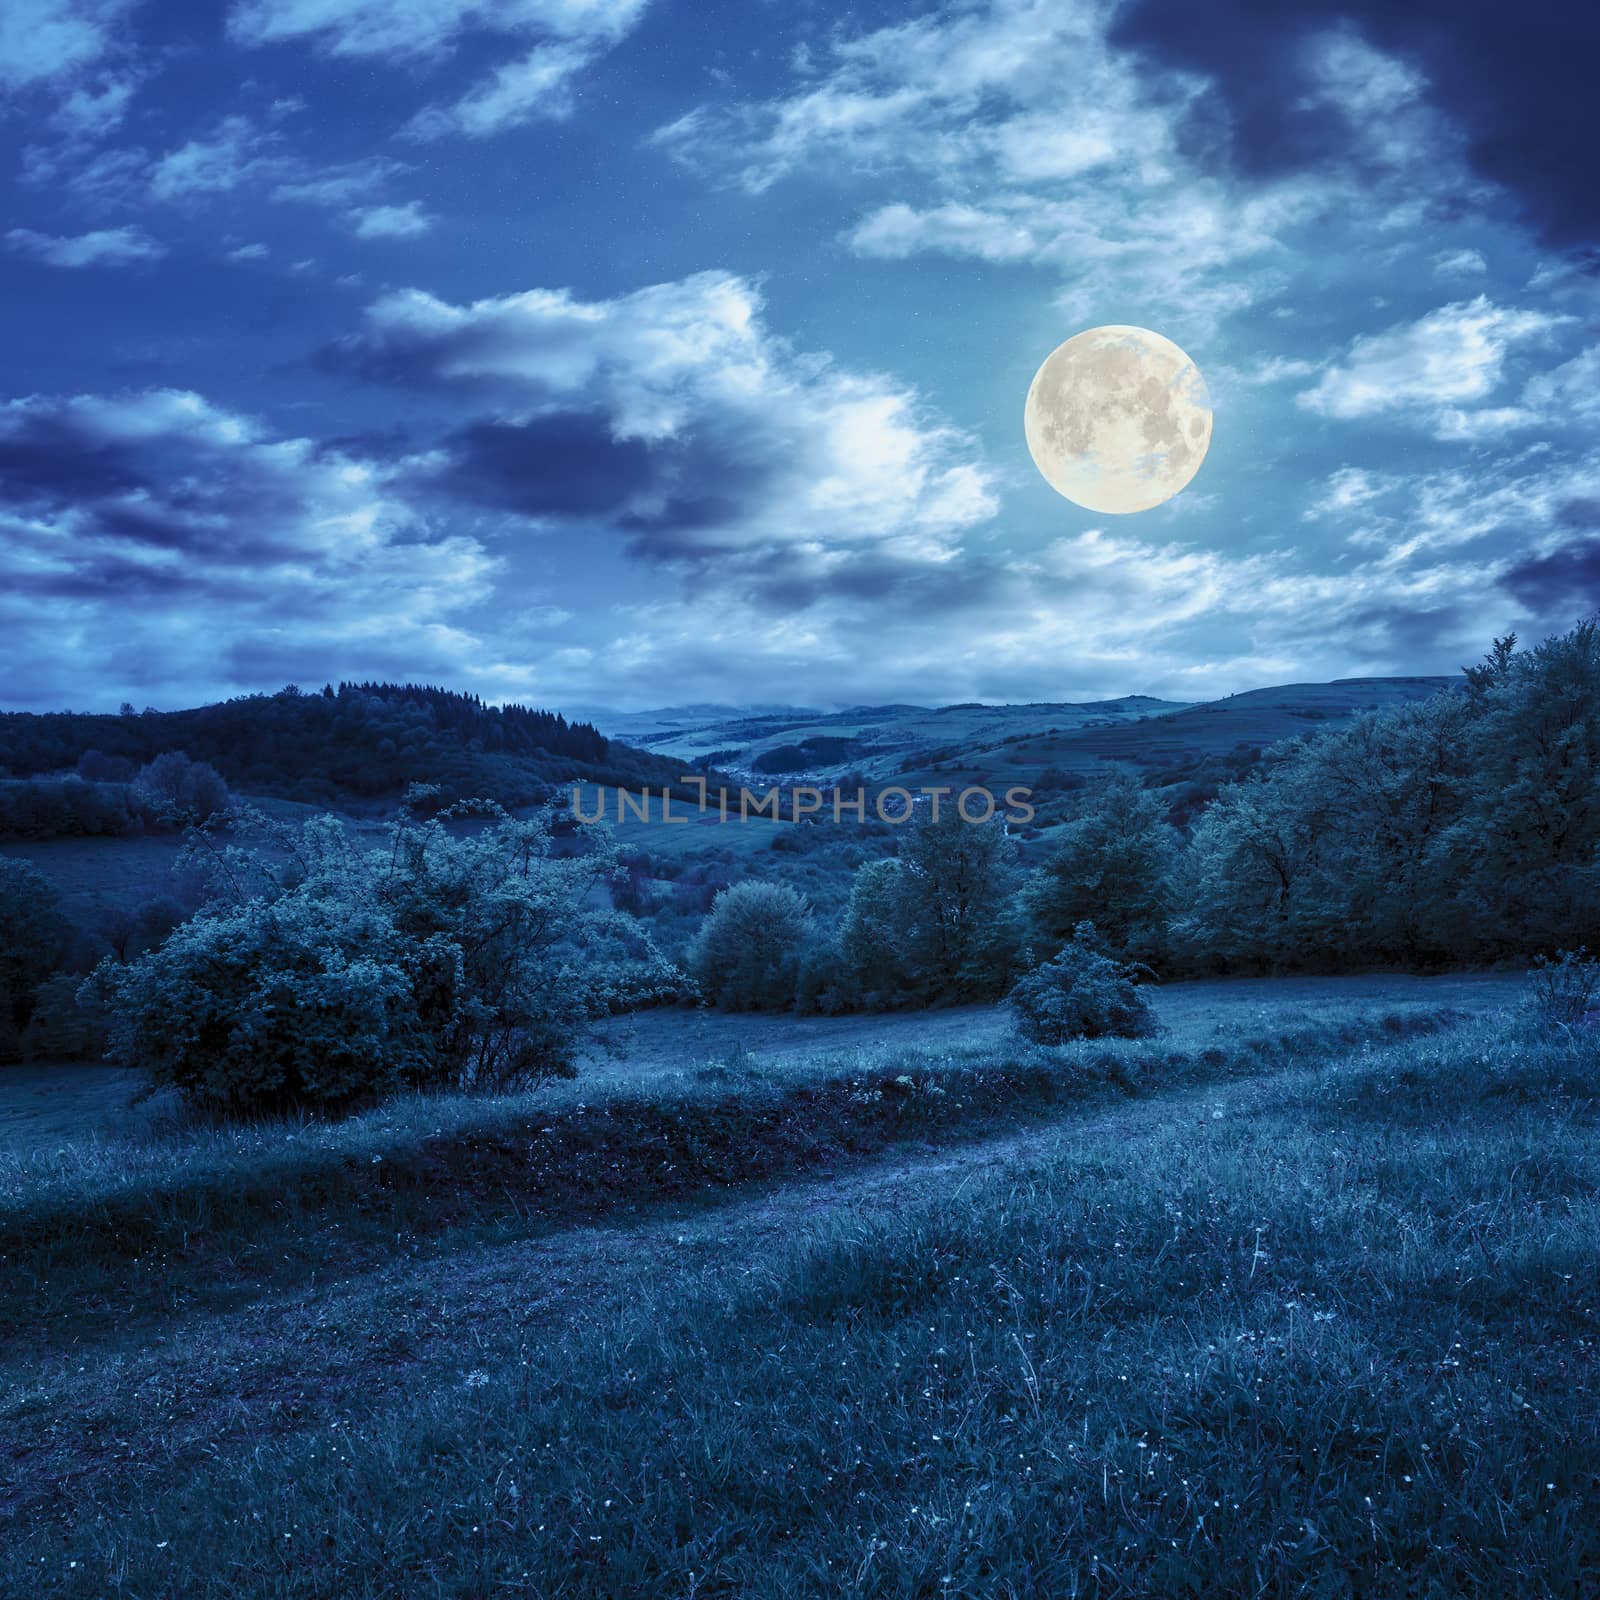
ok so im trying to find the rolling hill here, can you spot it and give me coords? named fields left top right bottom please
left=607, top=677, right=1458, bottom=793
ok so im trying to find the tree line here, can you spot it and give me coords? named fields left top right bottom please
left=688, top=621, right=1600, bottom=1009
left=0, top=681, right=679, bottom=815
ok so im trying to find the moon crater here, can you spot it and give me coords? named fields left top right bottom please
left=1024, top=325, right=1213, bottom=514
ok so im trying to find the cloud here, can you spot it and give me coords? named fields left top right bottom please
left=1432, top=246, right=1487, bottom=278
left=0, top=387, right=503, bottom=709
left=327, top=269, right=999, bottom=576
left=148, top=116, right=291, bottom=200
left=402, top=39, right=598, bottom=139
left=5, top=224, right=163, bottom=267
left=846, top=185, right=1303, bottom=329
left=352, top=201, right=435, bottom=239
left=655, top=0, right=1165, bottom=194
left=272, top=156, right=405, bottom=206
left=1298, top=296, right=1570, bottom=433
left=229, top=0, right=646, bottom=58
left=51, top=71, right=137, bottom=137
left=0, top=0, right=133, bottom=90
left=229, top=0, right=647, bottom=140
left=1303, top=466, right=1394, bottom=522
left=1107, top=0, right=1600, bottom=250
left=652, top=0, right=1393, bottom=335
left=1523, top=345, right=1600, bottom=424
left=1500, top=536, right=1600, bottom=616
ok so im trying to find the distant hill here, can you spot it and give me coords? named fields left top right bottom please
left=0, top=682, right=693, bottom=810
left=568, top=703, right=825, bottom=744
left=621, top=679, right=1458, bottom=793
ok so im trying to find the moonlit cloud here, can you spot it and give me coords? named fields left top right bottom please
left=228, top=0, right=648, bottom=142
left=148, top=116, right=290, bottom=201
left=1298, top=296, right=1571, bottom=433
left=402, top=40, right=599, bottom=138
left=5, top=224, right=163, bottom=267
left=0, top=388, right=501, bottom=708
left=0, top=0, right=134, bottom=90
left=330, top=270, right=1000, bottom=570
left=351, top=201, right=435, bottom=239
left=228, top=0, right=647, bottom=59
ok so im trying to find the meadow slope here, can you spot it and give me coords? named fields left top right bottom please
left=4, top=980, right=1596, bottom=1597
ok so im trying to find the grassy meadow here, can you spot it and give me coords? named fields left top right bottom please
left=5, top=977, right=1597, bottom=1596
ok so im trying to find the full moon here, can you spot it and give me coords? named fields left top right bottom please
left=1024, top=325, right=1212, bottom=514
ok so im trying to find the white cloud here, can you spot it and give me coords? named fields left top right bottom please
left=847, top=185, right=1305, bottom=331
left=338, top=269, right=999, bottom=566
left=652, top=0, right=1408, bottom=338
left=0, top=387, right=503, bottom=709
left=0, top=0, right=133, bottom=90
left=5, top=224, right=163, bottom=267
left=227, top=0, right=647, bottom=137
left=655, top=0, right=1160, bottom=194
left=51, top=71, right=137, bottom=137
left=1523, top=345, right=1600, bottom=424
left=1303, top=466, right=1395, bottom=522
left=229, top=0, right=646, bottom=57
left=1239, top=356, right=1320, bottom=385
left=1432, top=247, right=1488, bottom=278
left=1298, top=296, right=1571, bottom=435
left=403, top=39, right=597, bottom=138
left=352, top=201, right=435, bottom=239
left=272, top=156, right=404, bottom=205
left=148, top=116, right=290, bottom=200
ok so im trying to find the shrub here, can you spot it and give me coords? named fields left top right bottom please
left=93, top=804, right=677, bottom=1115
left=133, top=751, right=231, bottom=825
left=1007, top=922, right=1158, bottom=1045
left=688, top=881, right=812, bottom=1010
left=1526, top=947, right=1600, bottom=1028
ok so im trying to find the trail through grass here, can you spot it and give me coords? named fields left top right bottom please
left=4, top=1004, right=1597, bottom=1596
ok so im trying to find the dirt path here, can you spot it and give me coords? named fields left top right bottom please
left=0, top=1060, right=1298, bottom=1527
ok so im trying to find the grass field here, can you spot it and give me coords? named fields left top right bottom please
left=4, top=972, right=1594, bottom=1596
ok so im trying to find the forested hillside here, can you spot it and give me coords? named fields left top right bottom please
left=0, top=682, right=687, bottom=809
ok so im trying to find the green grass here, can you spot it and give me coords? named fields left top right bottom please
left=0, top=1007, right=1454, bottom=1348
left=8, top=999, right=1597, bottom=1595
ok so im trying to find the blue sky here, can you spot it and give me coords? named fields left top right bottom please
left=1, top=0, right=1596, bottom=713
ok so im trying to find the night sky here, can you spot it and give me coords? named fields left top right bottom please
left=2, top=0, right=1597, bottom=713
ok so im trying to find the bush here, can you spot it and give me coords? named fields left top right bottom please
left=1007, top=923, right=1158, bottom=1044
left=688, top=881, right=813, bottom=1011
left=133, top=751, right=231, bottom=825
left=93, top=804, right=678, bottom=1115
left=1526, top=947, right=1600, bottom=1028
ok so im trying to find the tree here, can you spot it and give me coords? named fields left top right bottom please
left=687, top=880, right=813, bottom=1011
left=1024, top=774, right=1178, bottom=962
left=0, top=859, right=71, bottom=1060
left=1277, top=693, right=1474, bottom=966
left=838, top=858, right=917, bottom=1005
left=894, top=810, right=1022, bottom=1000
left=1171, top=751, right=1333, bottom=971
left=1453, top=619, right=1600, bottom=951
